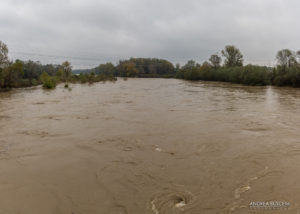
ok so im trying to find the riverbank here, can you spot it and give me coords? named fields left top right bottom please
left=2, top=63, right=300, bottom=91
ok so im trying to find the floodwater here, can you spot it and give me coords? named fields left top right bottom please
left=1, top=78, right=300, bottom=214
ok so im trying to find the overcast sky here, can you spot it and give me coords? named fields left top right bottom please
left=1, top=0, right=300, bottom=68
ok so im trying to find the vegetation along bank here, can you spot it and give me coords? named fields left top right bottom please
left=1, top=40, right=300, bottom=90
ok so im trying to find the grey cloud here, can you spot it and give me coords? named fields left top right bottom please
left=1, top=0, right=300, bottom=68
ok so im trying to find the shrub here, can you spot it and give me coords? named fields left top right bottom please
left=40, top=72, right=57, bottom=89
left=43, top=77, right=57, bottom=89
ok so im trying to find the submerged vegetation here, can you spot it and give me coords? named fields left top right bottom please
left=40, top=72, right=57, bottom=89
left=2, top=40, right=300, bottom=90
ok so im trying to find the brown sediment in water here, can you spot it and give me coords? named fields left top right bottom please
left=1, top=80, right=300, bottom=213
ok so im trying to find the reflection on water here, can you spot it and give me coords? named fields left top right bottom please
left=1, top=79, right=300, bottom=213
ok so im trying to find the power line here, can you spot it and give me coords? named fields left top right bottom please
left=9, top=51, right=178, bottom=65
left=9, top=50, right=277, bottom=68
left=10, top=51, right=105, bottom=62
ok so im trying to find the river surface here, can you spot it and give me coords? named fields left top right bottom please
left=1, top=78, right=300, bottom=214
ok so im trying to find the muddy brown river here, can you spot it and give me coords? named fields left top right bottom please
left=1, top=78, right=300, bottom=214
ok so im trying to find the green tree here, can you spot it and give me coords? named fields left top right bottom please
left=209, top=54, right=221, bottom=69
left=118, top=61, right=139, bottom=77
left=22, top=60, right=42, bottom=80
left=276, top=49, right=296, bottom=68
left=57, top=61, right=72, bottom=81
left=183, top=67, right=201, bottom=80
left=0, top=41, right=9, bottom=67
left=94, top=63, right=115, bottom=76
left=182, top=60, right=198, bottom=70
left=123, top=62, right=139, bottom=77
left=40, top=72, right=57, bottom=89
left=296, top=50, right=300, bottom=64
left=62, top=61, right=72, bottom=80
left=221, top=45, right=243, bottom=67
left=0, top=60, right=24, bottom=88
left=175, top=64, right=181, bottom=75
left=117, top=58, right=175, bottom=77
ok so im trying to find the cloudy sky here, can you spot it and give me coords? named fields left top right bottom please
left=1, top=0, right=300, bottom=68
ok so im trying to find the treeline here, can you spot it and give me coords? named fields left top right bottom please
left=3, top=38, right=300, bottom=89
left=176, top=46, right=300, bottom=87
left=176, top=62, right=272, bottom=86
left=116, top=58, right=175, bottom=77
left=0, top=41, right=116, bottom=90
left=78, top=46, right=300, bottom=87
left=82, top=58, right=175, bottom=78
